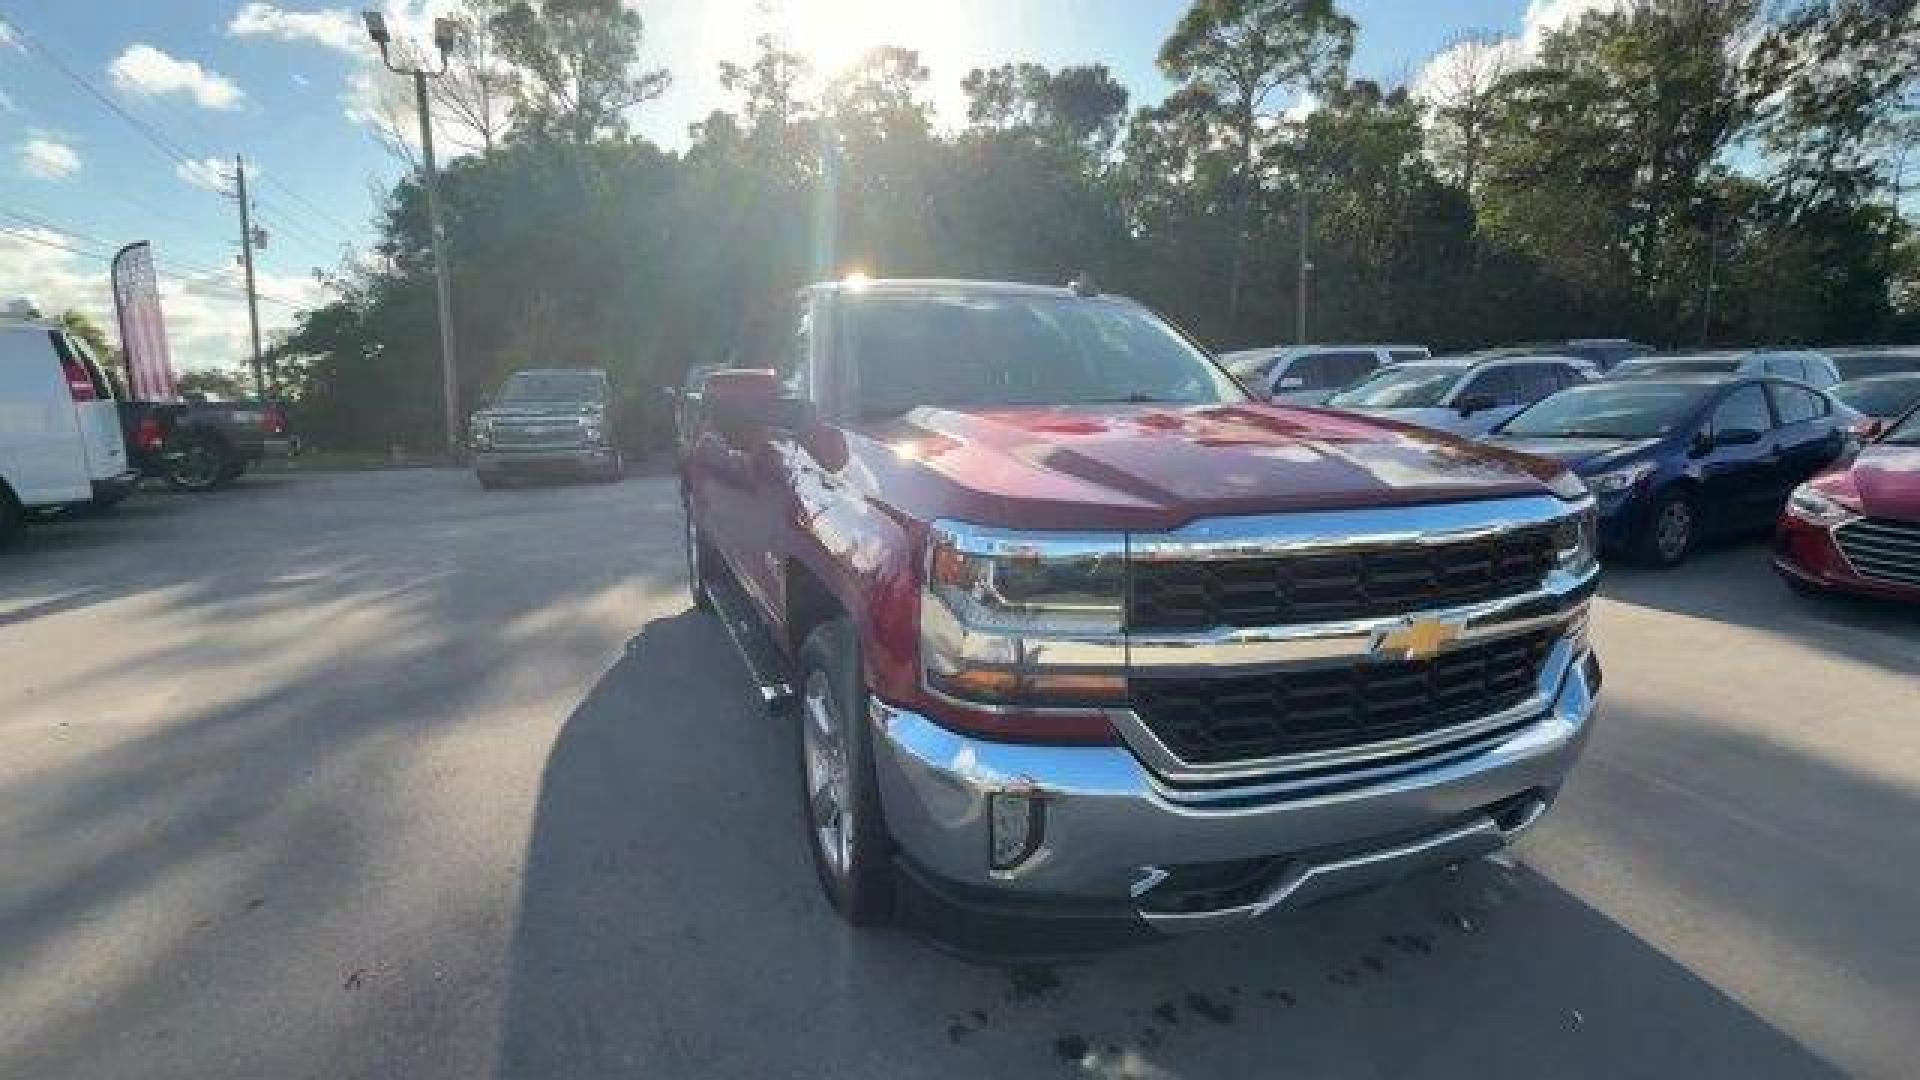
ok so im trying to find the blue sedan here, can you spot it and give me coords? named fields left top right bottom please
left=1490, top=375, right=1855, bottom=565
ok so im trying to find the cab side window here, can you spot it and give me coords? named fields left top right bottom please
left=1709, top=385, right=1775, bottom=440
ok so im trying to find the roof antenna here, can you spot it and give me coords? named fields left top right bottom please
left=1068, top=273, right=1099, bottom=298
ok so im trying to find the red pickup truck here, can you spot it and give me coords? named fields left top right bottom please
left=681, top=278, right=1602, bottom=950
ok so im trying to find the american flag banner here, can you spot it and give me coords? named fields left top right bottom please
left=111, top=241, right=177, bottom=401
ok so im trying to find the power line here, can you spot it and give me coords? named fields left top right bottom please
left=0, top=222, right=311, bottom=311
left=2, top=12, right=358, bottom=263
left=263, top=174, right=359, bottom=235
left=0, top=14, right=198, bottom=170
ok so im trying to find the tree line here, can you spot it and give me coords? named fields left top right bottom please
left=271, top=0, right=1919, bottom=452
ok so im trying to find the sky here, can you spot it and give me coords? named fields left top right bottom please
left=0, top=0, right=1603, bottom=374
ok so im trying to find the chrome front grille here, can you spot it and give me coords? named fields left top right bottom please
left=1131, top=628, right=1557, bottom=766
left=493, top=420, right=585, bottom=449
left=1127, top=526, right=1557, bottom=631
left=1836, top=517, right=1920, bottom=587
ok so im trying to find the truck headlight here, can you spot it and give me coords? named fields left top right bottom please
left=1786, top=484, right=1858, bottom=527
left=921, top=523, right=1126, bottom=707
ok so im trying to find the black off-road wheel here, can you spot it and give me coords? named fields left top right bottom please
left=165, top=436, right=233, bottom=492
left=0, top=486, right=24, bottom=543
left=796, top=619, right=894, bottom=927
left=683, top=501, right=713, bottom=611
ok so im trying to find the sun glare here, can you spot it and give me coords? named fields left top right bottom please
left=780, top=0, right=943, bottom=80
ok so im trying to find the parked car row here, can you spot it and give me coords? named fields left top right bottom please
left=2, top=310, right=295, bottom=542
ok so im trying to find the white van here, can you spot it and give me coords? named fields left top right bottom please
left=1, top=316, right=136, bottom=537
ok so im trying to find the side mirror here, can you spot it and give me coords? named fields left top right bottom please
left=1713, top=427, right=1763, bottom=449
left=1863, top=418, right=1886, bottom=442
left=1456, top=393, right=1497, bottom=417
left=703, top=368, right=811, bottom=431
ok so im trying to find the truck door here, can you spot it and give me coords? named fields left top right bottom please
left=0, top=327, right=91, bottom=505
left=689, top=298, right=808, bottom=620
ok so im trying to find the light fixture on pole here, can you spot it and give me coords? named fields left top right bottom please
left=364, top=10, right=463, bottom=458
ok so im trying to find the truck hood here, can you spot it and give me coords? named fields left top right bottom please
left=839, top=403, right=1567, bottom=531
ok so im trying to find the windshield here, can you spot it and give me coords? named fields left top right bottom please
left=1327, top=365, right=1461, bottom=408
left=1615, top=359, right=1740, bottom=379
left=1831, top=378, right=1920, bottom=418
left=497, top=370, right=607, bottom=404
left=843, top=294, right=1242, bottom=415
left=1833, top=353, right=1920, bottom=381
left=1501, top=382, right=1708, bottom=438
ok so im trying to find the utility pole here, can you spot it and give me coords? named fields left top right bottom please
left=234, top=155, right=267, bottom=400
left=365, top=11, right=461, bottom=458
left=1296, top=184, right=1311, bottom=345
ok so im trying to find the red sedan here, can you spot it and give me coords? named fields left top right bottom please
left=1775, top=406, right=1920, bottom=601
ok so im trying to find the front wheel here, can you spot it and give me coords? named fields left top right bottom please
left=683, top=501, right=713, bottom=611
left=796, top=619, right=894, bottom=927
left=0, top=488, right=23, bottom=543
left=1636, top=492, right=1698, bottom=567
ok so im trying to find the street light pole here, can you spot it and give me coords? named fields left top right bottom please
left=365, top=11, right=461, bottom=458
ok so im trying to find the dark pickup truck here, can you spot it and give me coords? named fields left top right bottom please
left=680, top=278, right=1603, bottom=950
left=120, top=395, right=297, bottom=491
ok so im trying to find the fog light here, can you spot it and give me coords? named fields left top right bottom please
left=989, top=791, right=1043, bottom=873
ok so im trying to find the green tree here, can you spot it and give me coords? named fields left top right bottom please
left=1158, top=0, right=1356, bottom=334
left=490, top=0, right=670, bottom=142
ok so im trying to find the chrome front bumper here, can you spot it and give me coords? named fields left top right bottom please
left=873, top=634, right=1599, bottom=935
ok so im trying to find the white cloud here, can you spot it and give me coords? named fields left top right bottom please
left=176, top=156, right=238, bottom=193
left=0, top=19, right=18, bottom=52
left=227, top=3, right=361, bottom=53
left=19, top=133, right=80, bottom=180
left=1413, top=0, right=1628, bottom=106
left=0, top=229, right=329, bottom=373
left=108, top=44, right=245, bottom=111
left=0, top=89, right=16, bottom=114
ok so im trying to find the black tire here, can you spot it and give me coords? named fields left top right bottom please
left=217, top=459, right=247, bottom=483
left=0, top=485, right=24, bottom=543
left=796, top=619, right=894, bottom=927
left=683, top=501, right=714, bottom=611
left=477, top=470, right=505, bottom=491
left=165, top=436, right=233, bottom=492
left=1635, top=491, right=1698, bottom=567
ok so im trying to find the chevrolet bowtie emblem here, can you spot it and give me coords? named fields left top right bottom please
left=1374, top=617, right=1464, bottom=662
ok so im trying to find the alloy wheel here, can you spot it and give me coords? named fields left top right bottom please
left=801, top=668, right=853, bottom=882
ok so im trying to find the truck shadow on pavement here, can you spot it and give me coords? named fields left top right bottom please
left=493, top=609, right=1845, bottom=1080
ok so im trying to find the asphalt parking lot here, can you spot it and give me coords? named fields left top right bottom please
left=2, top=469, right=1915, bottom=1079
